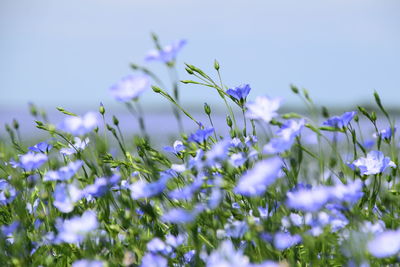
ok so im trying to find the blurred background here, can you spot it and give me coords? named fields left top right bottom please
left=1, top=0, right=400, bottom=135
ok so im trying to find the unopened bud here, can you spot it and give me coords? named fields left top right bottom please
left=99, top=103, right=105, bottom=115
left=226, top=115, right=233, bottom=128
left=371, top=111, right=377, bottom=121
left=112, top=115, right=119, bottom=126
left=29, top=103, right=38, bottom=117
left=214, top=59, right=220, bottom=71
left=152, top=86, right=162, bottom=93
left=321, top=106, right=329, bottom=118
left=185, top=67, right=194, bottom=75
left=204, top=103, right=211, bottom=115
left=12, top=119, right=19, bottom=130
left=290, top=84, right=299, bottom=94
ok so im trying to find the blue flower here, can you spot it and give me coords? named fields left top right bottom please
left=60, top=137, right=89, bottom=155
left=58, top=112, right=100, bottom=136
left=245, top=96, right=282, bottom=124
left=2, top=221, right=19, bottom=237
left=274, top=232, right=302, bottom=250
left=53, top=183, right=83, bottom=213
left=29, top=141, right=53, bottom=153
left=84, top=174, right=120, bottom=198
left=130, top=172, right=173, bottom=200
left=225, top=220, right=248, bottom=238
left=140, top=253, right=167, bottom=267
left=168, top=176, right=203, bottom=200
left=351, top=150, right=396, bottom=175
left=206, top=240, right=250, bottom=267
left=163, top=140, right=185, bottom=154
left=188, top=127, right=214, bottom=143
left=264, top=119, right=305, bottom=154
left=0, top=179, right=17, bottom=205
left=72, top=259, right=104, bottom=267
left=110, top=74, right=150, bottom=102
left=330, top=179, right=363, bottom=204
left=234, top=157, right=282, bottom=196
left=206, top=139, right=231, bottom=164
left=367, top=230, right=400, bottom=258
left=55, top=210, right=98, bottom=244
left=145, top=39, right=186, bottom=63
left=161, top=208, right=196, bottom=224
left=230, top=153, right=246, bottom=167
left=286, top=186, right=330, bottom=212
left=18, top=152, right=48, bottom=171
left=322, top=111, right=356, bottom=129
left=226, top=84, right=251, bottom=101
left=44, top=160, right=83, bottom=182
left=373, top=126, right=396, bottom=140
left=147, top=238, right=172, bottom=255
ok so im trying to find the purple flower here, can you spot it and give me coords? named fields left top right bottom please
left=245, top=96, right=282, bottom=124
left=44, top=160, right=83, bottom=182
left=140, top=253, right=167, bottom=267
left=226, top=84, right=251, bottom=101
left=367, top=229, right=400, bottom=258
left=72, top=259, right=104, bottom=267
left=188, top=127, right=214, bottom=143
left=263, top=119, right=305, bottom=154
left=58, top=112, right=100, bottom=136
left=53, top=183, right=83, bottom=213
left=351, top=150, right=396, bottom=175
left=274, top=232, right=302, bottom=250
left=234, top=157, right=282, bottom=196
left=19, top=152, right=47, bottom=171
left=145, top=39, right=186, bottom=63
left=56, top=210, right=98, bottom=244
left=29, top=141, right=52, bottom=153
left=322, top=111, right=356, bottom=129
left=110, top=74, right=150, bottom=102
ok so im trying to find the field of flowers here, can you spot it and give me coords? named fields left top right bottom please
left=1, top=36, right=400, bottom=266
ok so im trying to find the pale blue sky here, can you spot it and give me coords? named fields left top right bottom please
left=1, top=0, right=400, bottom=112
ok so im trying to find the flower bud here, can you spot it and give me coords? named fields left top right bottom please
left=12, top=119, right=19, bottom=130
left=99, top=102, right=105, bottom=115
left=204, top=103, right=211, bottom=115
left=214, top=59, right=220, bottom=71
left=226, top=115, right=233, bottom=128
left=290, top=84, right=299, bottom=94
left=112, top=115, right=119, bottom=126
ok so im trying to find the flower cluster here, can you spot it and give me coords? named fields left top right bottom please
left=1, top=38, right=399, bottom=267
